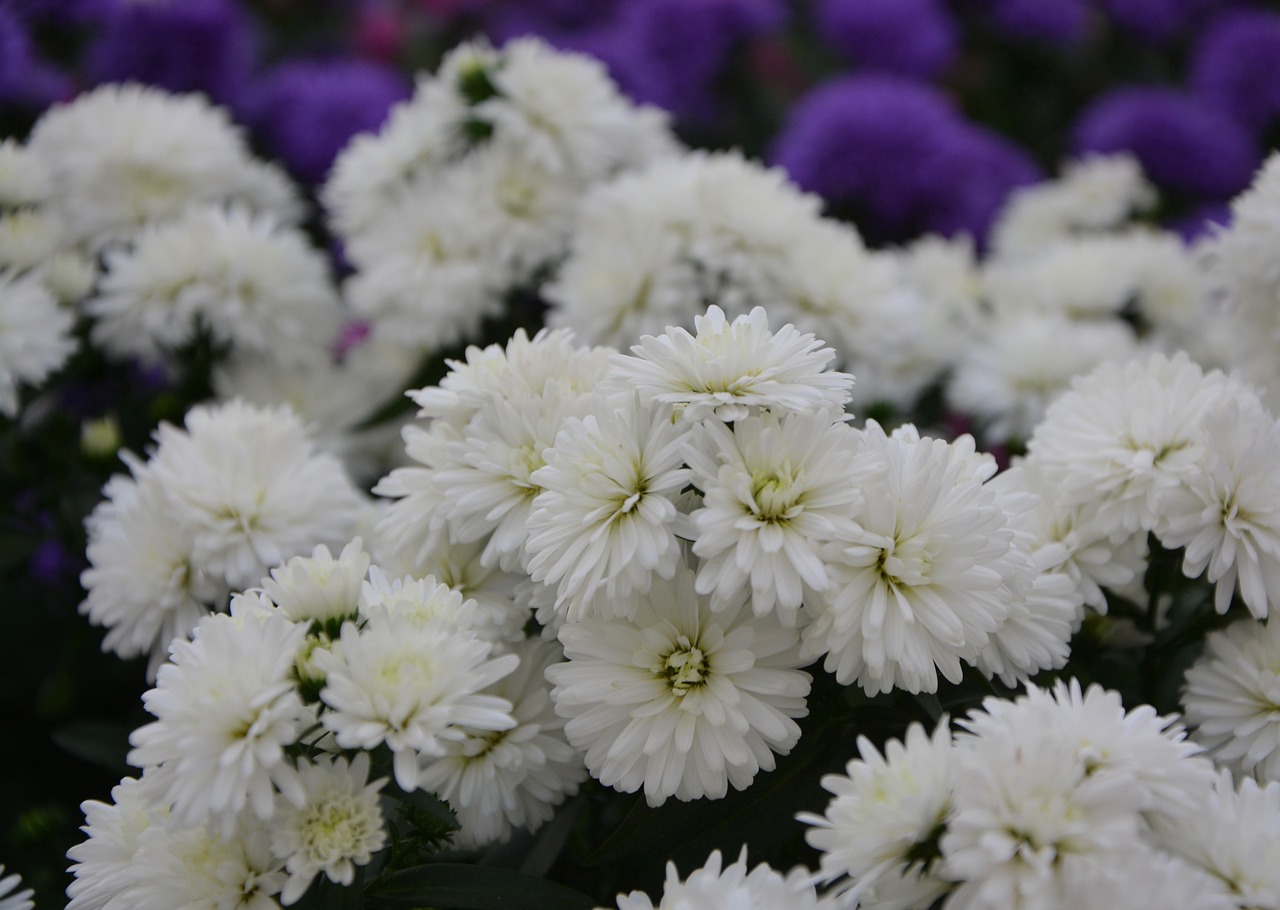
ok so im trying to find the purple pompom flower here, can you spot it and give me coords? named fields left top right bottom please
left=953, top=0, right=1093, bottom=46
left=1099, top=0, right=1240, bottom=43
left=814, top=0, right=959, bottom=78
left=1072, top=86, right=1258, bottom=200
left=0, top=7, right=71, bottom=109
left=1191, top=9, right=1280, bottom=136
left=923, top=124, right=1043, bottom=241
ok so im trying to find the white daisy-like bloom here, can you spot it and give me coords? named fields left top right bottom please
left=87, top=205, right=342, bottom=367
left=1057, top=849, right=1234, bottom=910
left=0, top=207, right=66, bottom=272
left=606, top=848, right=822, bottom=910
left=261, top=539, right=371, bottom=629
left=129, top=811, right=285, bottom=910
left=1153, top=770, right=1280, bottom=907
left=355, top=566, right=481, bottom=633
left=80, top=463, right=225, bottom=677
left=609, top=305, right=854, bottom=423
left=800, top=720, right=955, bottom=910
left=525, top=395, right=691, bottom=622
left=956, top=681, right=1214, bottom=823
left=418, top=638, right=586, bottom=849
left=373, top=420, right=463, bottom=572
left=66, top=777, right=167, bottom=910
left=1183, top=617, right=1280, bottom=782
left=1025, top=351, right=1248, bottom=543
left=0, top=867, right=32, bottom=910
left=547, top=563, right=810, bottom=807
left=946, top=311, right=1140, bottom=443
left=127, top=594, right=309, bottom=836
left=27, top=83, right=297, bottom=250
left=989, top=459, right=1148, bottom=614
left=990, top=152, right=1155, bottom=258
left=801, top=422, right=1030, bottom=695
left=0, top=138, right=51, bottom=209
left=1159, top=396, right=1280, bottom=618
left=314, top=608, right=518, bottom=792
left=683, top=410, right=877, bottom=625
left=940, top=712, right=1145, bottom=910
left=269, top=753, right=388, bottom=906
left=545, top=152, right=830, bottom=349
left=0, top=267, right=76, bottom=417
left=144, top=399, right=365, bottom=591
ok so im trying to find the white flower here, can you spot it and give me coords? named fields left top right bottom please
left=27, top=83, right=297, bottom=250
left=546, top=563, right=810, bottom=806
left=525, top=396, right=690, bottom=622
left=87, top=205, right=342, bottom=367
left=129, top=812, right=285, bottom=910
left=684, top=410, right=875, bottom=625
left=608, top=848, right=822, bottom=910
left=418, top=638, right=586, bottom=848
left=0, top=138, right=51, bottom=208
left=1183, top=617, right=1280, bottom=782
left=314, top=609, right=517, bottom=792
left=261, top=539, right=371, bottom=628
left=609, top=305, right=854, bottom=423
left=1057, top=850, right=1234, bottom=910
left=127, top=597, right=309, bottom=836
left=801, top=422, right=1029, bottom=695
left=800, top=721, right=955, bottom=910
left=373, top=421, right=462, bottom=571
left=0, top=867, right=32, bottom=910
left=1160, top=396, right=1280, bottom=618
left=1153, top=770, right=1280, bottom=908
left=269, top=753, right=388, bottom=906
left=67, top=777, right=167, bottom=910
left=356, top=566, right=478, bottom=630
left=145, top=400, right=364, bottom=591
left=0, top=267, right=76, bottom=417
left=1025, top=351, right=1247, bottom=542
left=80, top=464, right=225, bottom=677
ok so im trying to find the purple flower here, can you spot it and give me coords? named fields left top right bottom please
left=1190, top=9, right=1280, bottom=136
left=84, top=0, right=258, bottom=108
left=487, top=0, right=622, bottom=34
left=814, top=0, right=958, bottom=77
left=1098, top=0, right=1241, bottom=43
left=923, top=124, right=1042, bottom=240
left=1169, top=203, right=1231, bottom=244
left=247, top=59, right=411, bottom=186
left=5, top=0, right=110, bottom=23
left=769, top=75, right=962, bottom=239
left=1072, top=86, right=1258, bottom=200
left=0, top=7, right=71, bottom=109
left=952, top=0, right=1093, bottom=46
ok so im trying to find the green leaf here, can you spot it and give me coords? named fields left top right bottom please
left=364, top=863, right=595, bottom=910
left=51, top=719, right=134, bottom=775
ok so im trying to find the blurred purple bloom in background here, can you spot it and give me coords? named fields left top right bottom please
left=0, top=6, right=71, bottom=109
left=1190, top=9, right=1280, bottom=137
left=1098, top=0, right=1241, bottom=43
left=4, top=0, right=109, bottom=23
left=248, top=59, right=411, bottom=186
left=814, top=0, right=959, bottom=78
left=1073, top=86, right=1257, bottom=200
left=84, top=0, right=257, bottom=108
left=925, top=123, right=1042, bottom=239
left=955, top=0, right=1093, bottom=46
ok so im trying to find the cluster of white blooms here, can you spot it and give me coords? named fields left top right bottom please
left=599, top=848, right=822, bottom=910
left=79, top=400, right=366, bottom=675
left=325, top=36, right=676, bottom=354
left=801, top=680, right=1259, bottom=910
left=69, top=537, right=587, bottom=908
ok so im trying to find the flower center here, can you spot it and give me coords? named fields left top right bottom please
left=660, top=635, right=710, bottom=695
left=750, top=465, right=798, bottom=520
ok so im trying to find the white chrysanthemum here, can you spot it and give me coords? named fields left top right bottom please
left=27, top=83, right=297, bottom=250
left=609, top=305, right=854, bottom=423
left=269, top=753, right=388, bottom=906
left=990, top=153, right=1155, bottom=257
left=145, top=399, right=364, bottom=591
left=314, top=609, right=518, bottom=791
left=947, top=311, right=1139, bottom=442
left=80, top=464, right=225, bottom=677
left=129, top=812, right=285, bottom=910
left=683, top=410, right=875, bottom=625
left=801, top=721, right=955, bottom=910
left=0, top=138, right=50, bottom=208
left=956, top=681, right=1214, bottom=822
left=941, top=712, right=1144, bottom=910
left=801, top=422, right=1030, bottom=695
left=87, top=205, right=342, bottom=366
left=0, top=267, right=76, bottom=417
left=607, top=848, right=822, bottom=910
left=0, top=867, right=31, bottom=910
left=128, top=596, right=308, bottom=836
left=1153, top=770, right=1280, bottom=907
left=418, top=638, right=586, bottom=848
left=1056, top=849, right=1234, bottom=910
left=373, top=421, right=461, bottom=571
left=547, top=563, right=810, bottom=806
left=262, top=539, right=371, bottom=628
left=0, top=206, right=65, bottom=272
left=66, top=777, right=167, bottom=910
left=525, top=396, right=690, bottom=622
left=1025, top=351, right=1247, bottom=542
left=1183, top=617, right=1280, bottom=782
left=989, top=459, right=1147, bottom=614
left=356, top=566, right=479, bottom=632
left=545, top=152, right=829, bottom=348
left=1160, top=397, right=1280, bottom=618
